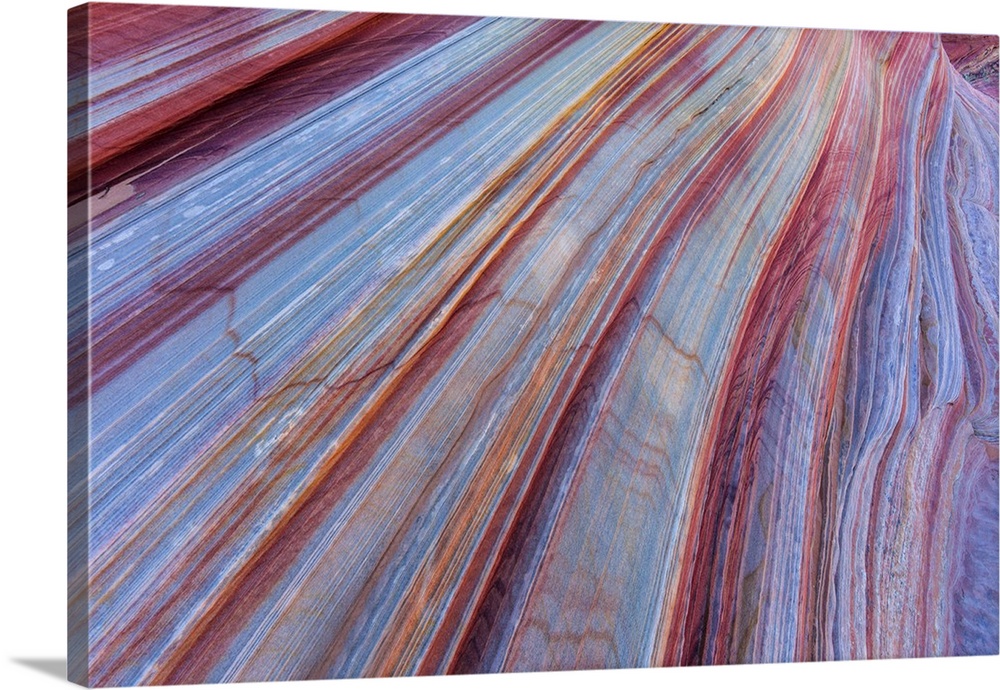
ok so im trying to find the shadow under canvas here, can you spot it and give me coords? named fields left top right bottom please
left=12, top=658, right=67, bottom=682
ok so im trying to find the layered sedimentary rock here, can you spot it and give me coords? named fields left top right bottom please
left=68, top=4, right=999, bottom=686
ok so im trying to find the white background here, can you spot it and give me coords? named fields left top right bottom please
left=1, top=1, right=997, bottom=688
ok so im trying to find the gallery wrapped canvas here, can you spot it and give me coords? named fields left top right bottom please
left=68, top=2, right=999, bottom=686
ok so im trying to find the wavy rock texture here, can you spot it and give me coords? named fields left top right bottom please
left=68, top=3, right=999, bottom=686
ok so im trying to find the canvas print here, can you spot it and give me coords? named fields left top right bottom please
left=68, top=2, right=999, bottom=686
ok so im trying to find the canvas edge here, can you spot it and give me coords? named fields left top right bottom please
left=68, top=3, right=92, bottom=687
